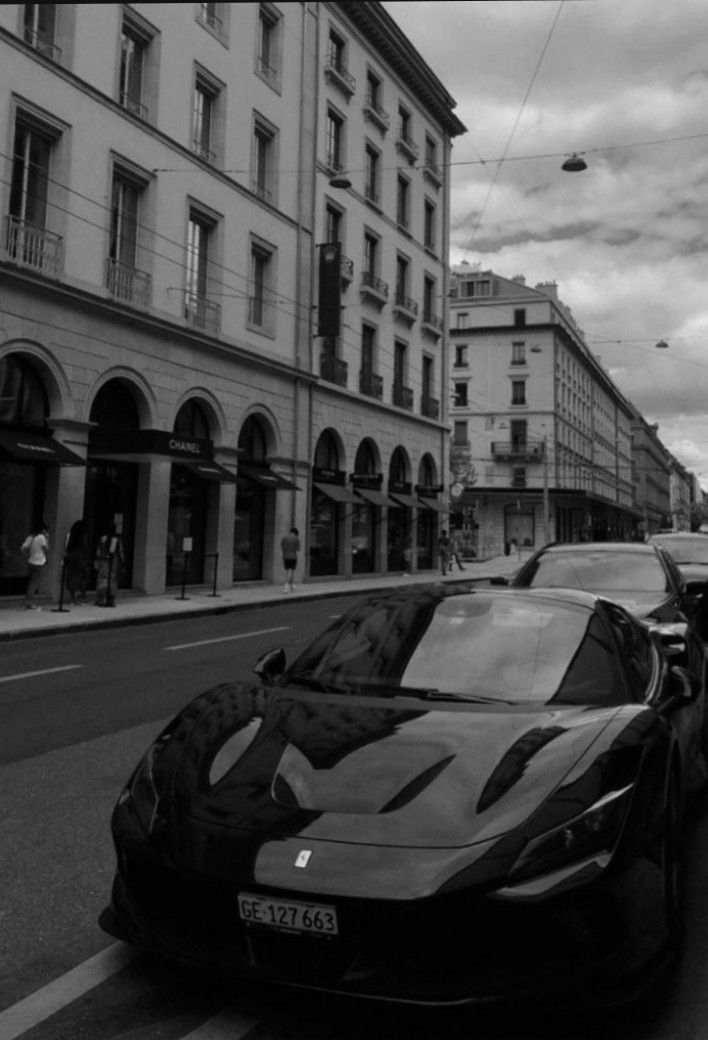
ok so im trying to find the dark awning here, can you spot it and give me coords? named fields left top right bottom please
left=354, top=486, right=399, bottom=508
left=417, top=497, right=449, bottom=513
left=389, top=492, right=420, bottom=509
left=180, top=459, right=237, bottom=483
left=0, top=428, right=86, bottom=466
left=239, top=463, right=300, bottom=491
left=313, top=481, right=361, bottom=504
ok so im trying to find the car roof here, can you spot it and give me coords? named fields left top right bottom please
left=649, top=532, right=708, bottom=540
left=538, top=541, right=658, bottom=555
left=365, top=583, right=601, bottom=612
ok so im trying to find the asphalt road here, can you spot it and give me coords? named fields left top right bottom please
left=3, top=597, right=708, bottom=1040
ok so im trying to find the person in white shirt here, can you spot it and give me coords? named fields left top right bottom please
left=22, top=521, right=50, bottom=609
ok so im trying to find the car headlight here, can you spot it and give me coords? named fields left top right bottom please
left=507, top=782, right=635, bottom=887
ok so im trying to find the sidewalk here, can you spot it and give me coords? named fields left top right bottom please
left=0, top=555, right=520, bottom=642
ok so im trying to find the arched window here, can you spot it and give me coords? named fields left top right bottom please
left=238, top=415, right=267, bottom=461
left=419, top=453, right=436, bottom=486
left=354, top=439, right=376, bottom=474
left=0, top=354, right=48, bottom=426
left=314, top=429, right=340, bottom=470
left=89, top=380, right=140, bottom=431
left=389, top=446, right=407, bottom=484
left=174, top=399, right=209, bottom=439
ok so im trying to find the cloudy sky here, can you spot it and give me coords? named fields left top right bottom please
left=385, top=0, right=708, bottom=486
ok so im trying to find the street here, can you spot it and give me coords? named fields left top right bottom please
left=3, top=597, right=708, bottom=1040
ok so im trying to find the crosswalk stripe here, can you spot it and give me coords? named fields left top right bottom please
left=164, top=626, right=290, bottom=651
left=0, top=942, right=132, bottom=1040
left=181, top=1006, right=259, bottom=1040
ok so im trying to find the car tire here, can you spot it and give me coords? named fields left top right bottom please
left=662, top=774, right=684, bottom=956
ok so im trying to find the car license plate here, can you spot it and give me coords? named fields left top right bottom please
left=238, top=893, right=338, bottom=935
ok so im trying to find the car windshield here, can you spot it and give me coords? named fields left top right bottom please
left=650, top=536, right=708, bottom=565
left=518, top=550, right=669, bottom=593
left=286, top=593, right=622, bottom=705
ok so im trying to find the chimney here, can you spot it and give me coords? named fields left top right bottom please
left=535, top=281, right=558, bottom=300
left=511, top=274, right=526, bottom=285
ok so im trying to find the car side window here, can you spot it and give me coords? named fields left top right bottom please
left=553, top=613, right=624, bottom=705
left=659, top=549, right=685, bottom=593
left=604, top=602, right=655, bottom=698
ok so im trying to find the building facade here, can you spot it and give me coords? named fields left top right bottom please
left=447, top=264, right=638, bottom=555
left=0, top=2, right=464, bottom=598
left=630, top=409, right=672, bottom=536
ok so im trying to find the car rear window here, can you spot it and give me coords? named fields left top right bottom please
left=518, top=551, right=669, bottom=593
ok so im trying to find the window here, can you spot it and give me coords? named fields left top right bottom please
left=185, top=209, right=219, bottom=333
left=461, top=279, right=490, bottom=298
left=456, top=312, right=468, bottom=329
left=453, top=383, right=468, bottom=408
left=23, top=4, right=59, bottom=59
left=253, top=116, right=276, bottom=202
left=423, top=276, right=435, bottom=322
left=325, top=203, right=342, bottom=245
left=511, top=341, right=526, bottom=366
left=395, top=255, right=409, bottom=302
left=119, top=16, right=151, bottom=119
left=454, top=421, right=468, bottom=446
left=363, top=232, right=378, bottom=277
left=361, top=323, right=376, bottom=374
left=396, top=175, right=409, bottom=228
left=424, top=135, right=439, bottom=175
left=365, top=144, right=380, bottom=204
left=106, top=168, right=150, bottom=306
left=422, top=355, right=434, bottom=398
left=366, top=70, right=381, bottom=109
left=398, top=104, right=411, bottom=142
left=328, top=29, right=345, bottom=72
left=510, top=420, right=527, bottom=451
left=256, top=4, right=280, bottom=86
left=511, top=380, right=526, bottom=405
left=454, top=344, right=468, bottom=368
left=394, top=340, right=407, bottom=385
left=514, top=308, right=526, bottom=328
left=192, top=72, right=220, bottom=163
left=198, top=3, right=222, bottom=32
left=325, top=108, right=344, bottom=172
left=249, top=239, right=275, bottom=333
left=7, top=114, right=63, bottom=276
left=424, top=199, right=436, bottom=251
left=512, top=466, right=526, bottom=487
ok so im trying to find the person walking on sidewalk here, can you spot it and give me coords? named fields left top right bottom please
left=447, top=531, right=466, bottom=572
left=281, top=527, right=300, bottom=593
left=22, top=520, right=50, bottom=609
left=437, top=529, right=450, bottom=576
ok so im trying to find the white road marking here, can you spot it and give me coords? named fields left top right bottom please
left=0, top=664, right=82, bottom=684
left=0, top=942, right=132, bottom=1040
left=181, top=1006, right=260, bottom=1040
left=164, top=626, right=290, bottom=651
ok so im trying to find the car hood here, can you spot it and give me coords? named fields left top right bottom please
left=169, top=684, right=619, bottom=849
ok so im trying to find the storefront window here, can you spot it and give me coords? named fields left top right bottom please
left=352, top=439, right=377, bottom=574
left=310, top=430, right=341, bottom=577
left=233, top=415, right=268, bottom=582
left=387, top=447, right=409, bottom=572
left=416, top=454, right=436, bottom=569
left=167, top=401, right=210, bottom=586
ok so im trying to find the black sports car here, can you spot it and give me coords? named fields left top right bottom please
left=647, top=533, right=708, bottom=638
left=101, top=586, right=708, bottom=1008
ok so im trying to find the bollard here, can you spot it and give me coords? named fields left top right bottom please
left=176, top=551, right=190, bottom=600
left=105, top=553, right=116, bottom=607
left=51, top=553, right=71, bottom=613
left=207, top=552, right=220, bottom=597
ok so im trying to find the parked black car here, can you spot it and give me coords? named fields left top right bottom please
left=101, top=585, right=707, bottom=1008
left=648, top=533, right=708, bottom=638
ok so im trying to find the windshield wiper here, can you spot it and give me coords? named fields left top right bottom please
left=285, top=675, right=352, bottom=694
left=424, top=691, right=518, bottom=705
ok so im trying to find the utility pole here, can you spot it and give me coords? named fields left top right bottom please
left=542, top=435, right=550, bottom=544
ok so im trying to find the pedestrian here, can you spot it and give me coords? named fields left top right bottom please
left=437, top=529, right=450, bottom=575
left=21, top=520, right=50, bottom=610
left=281, top=526, right=300, bottom=593
left=401, top=532, right=413, bottom=577
left=447, top=531, right=466, bottom=572
left=65, top=519, right=90, bottom=604
left=94, top=525, right=124, bottom=606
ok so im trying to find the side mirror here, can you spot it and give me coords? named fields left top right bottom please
left=667, top=665, right=693, bottom=702
left=254, top=647, right=286, bottom=681
left=651, top=622, right=688, bottom=659
left=490, top=575, right=509, bottom=586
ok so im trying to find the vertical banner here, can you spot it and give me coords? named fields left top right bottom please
left=317, top=242, right=342, bottom=338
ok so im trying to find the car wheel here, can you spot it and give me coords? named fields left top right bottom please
left=662, top=774, right=684, bottom=955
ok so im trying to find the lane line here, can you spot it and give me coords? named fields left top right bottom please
left=0, top=942, right=132, bottom=1040
left=164, top=626, right=290, bottom=651
left=0, top=664, right=83, bottom=685
left=181, top=1006, right=260, bottom=1040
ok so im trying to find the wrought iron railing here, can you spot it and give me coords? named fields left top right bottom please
left=3, top=215, right=63, bottom=278
left=422, top=310, right=443, bottom=332
left=392, top=383, right=414, bottom=410
left=106, top=258, right=151, bottom=308
left=255, top=55, right=278, bottom=85
left=24, top=29, right=61, bottom=61
left=359, top=369, right=383, bottom=400
left=185, top=292, right=221, bottom=335
left=320, top=353, right=348, bottom=387
left=394, top=290, right=418, bottom=316
left=360, top=270, right=388, bottom=298
left=325, top=55, right=356, bottom=94
left=421, top=394, right=440, bottom=419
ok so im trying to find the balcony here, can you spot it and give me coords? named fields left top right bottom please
left=491, top=440, right=545, bottom=462
left=393, top=290, right=418, bottom=324
left=392, top=383, right=413, bottom=410
left=396, top=131, right=419, bottom=164
left=119, top=92, right=149, bottom=121
left=360, top=270, right=388, bottom=307
left=320, top=353, right=348, bottom=387
left=421, top=394, right=440, bottom=420
left=422, top=157, right=442, bottom=187
left=421, top=310, right=443, bottom=338
left=3, top=215, right=63, bottom=279
left=185, top=293, right=221, bottom=336
left=363, top=97, right=389, bottom=132
left=324, top=56, right=356, bottom=99
left=324, top=153, right=345, bottom=178
left=106, top=258, right=151, bottom=309
left=24, top=29, right=61, bottom=62
left=359, top=369, right=383, bottom=400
